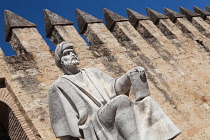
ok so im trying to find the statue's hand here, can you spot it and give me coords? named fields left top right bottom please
left=115, top=66, right=145, bottom=95
left=126, top=66, right=150, bottom=101
left=126, top=66, right=145, bottom=77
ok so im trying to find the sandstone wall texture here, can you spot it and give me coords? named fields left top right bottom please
left=1, top=6, right=210, bottom=140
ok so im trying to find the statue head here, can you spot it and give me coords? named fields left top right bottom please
left=55, top=42, right=80, bottom=74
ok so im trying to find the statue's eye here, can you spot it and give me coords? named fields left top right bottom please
left=64, top=52, right=70, bottom=56
left=63, top=49, right=75, bottom=56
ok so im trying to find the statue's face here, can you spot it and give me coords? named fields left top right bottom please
left=61, top=48, right=80, bottom=67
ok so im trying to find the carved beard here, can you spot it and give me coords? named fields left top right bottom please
left=61, top=56, right=80, bottom=66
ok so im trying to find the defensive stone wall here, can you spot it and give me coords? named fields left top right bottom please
left=0, top=6, right=210, bottom=140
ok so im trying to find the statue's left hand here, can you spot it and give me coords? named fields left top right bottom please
left=126, top=66, right=150, bottom=100
left=126, top=66, right=145, bottom=78
left=115, top=66, right=146, bottom=95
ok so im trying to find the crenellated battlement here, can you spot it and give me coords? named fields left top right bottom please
left=0, top=6, right=210, bottom=140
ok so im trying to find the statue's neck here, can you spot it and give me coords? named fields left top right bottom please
left=63, top=67, right=80, bottom=75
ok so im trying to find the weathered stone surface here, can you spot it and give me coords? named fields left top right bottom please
left=110, top=19, right=178, bottom=104
left=0, top=49, right=8, bottom=82
left=5, top=11, right=61, bottom=139
left=5, top=54, right=40, bottom=94
left=83, top=21, right=137, bottom=75
left=206, top=6, right=210, bottom=12
left=103, top=8, right=128, bottom=30
left=179, top=7, right=200, bottom=20
left=126, top=8, right=150, bottom=27
left=75, top=9, right=103, bottom=34
left=164, top=8, right=186, bottom=22
left=44, top=9, right=74, bottom=37
left=49, top=42, right=180, bottom=140
left=0, top=89, right=37, bottom=140
left=205, top=6, right=210, bottom=24
left=4, top=10, right=36, bottom=41
left=1, top=7, right=210, bottom=140
left=0, top=48, right=5, bottom=58
left=146, top=8, right=168, bottom=24
left=193, top=6, right=210, bottom=19
left=190, top=15, right=210, bottom=37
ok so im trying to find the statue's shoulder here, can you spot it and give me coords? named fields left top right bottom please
left=49, top=76, right=65, bottom=89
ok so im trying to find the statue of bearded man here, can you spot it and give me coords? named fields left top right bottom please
left=48, top=42, right=181, bottom=140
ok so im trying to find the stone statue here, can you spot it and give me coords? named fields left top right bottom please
left=48, top=42, right=181, bottom=140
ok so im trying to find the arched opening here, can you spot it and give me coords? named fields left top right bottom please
left=0, top=101, right=10, bottom=140
left=0, top=78, right=6, bottom=88
left=0, top=101, right=28, bottom=140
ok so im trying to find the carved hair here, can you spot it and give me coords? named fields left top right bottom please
left=54, top=41, right=74, bottom=68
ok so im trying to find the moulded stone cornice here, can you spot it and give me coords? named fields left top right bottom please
left=179, top=7, right=200, bottom=20
left=146, top=8, right=168, bottom=24
left=103, top=8, right=128, bottom=30
left=206, top=6, right=210, bottom=12
left=164, top=8, right=186, bottom=22
left=44, top=9, right=74, bottom=37
left=4, top=10, right=36, bottom=41
left=126, top=8, right=150, bottom=27
left=75, top=9, right=103, bottom=34
left=193, top=6, right=210, bottom=19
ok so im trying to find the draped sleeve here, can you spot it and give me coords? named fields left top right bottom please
left=48, top=81, right=82, bottom=139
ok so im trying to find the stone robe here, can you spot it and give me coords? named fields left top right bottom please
left=48, top=68, right=180, bottom=140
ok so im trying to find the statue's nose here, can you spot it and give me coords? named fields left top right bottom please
left=70, top=52, right=75, bottom=56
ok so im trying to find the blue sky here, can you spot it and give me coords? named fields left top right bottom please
left=0, top=0, right=209, bottom=55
